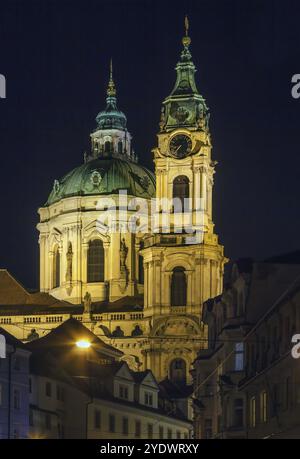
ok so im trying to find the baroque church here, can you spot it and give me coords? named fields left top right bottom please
left=0, top=24, right=227, bottom=385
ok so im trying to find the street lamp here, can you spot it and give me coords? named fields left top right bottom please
left=76, top=339, right=91, bottom=349
left=74, top=339, right=92, bottom=439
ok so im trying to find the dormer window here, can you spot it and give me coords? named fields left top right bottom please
left=119, top=385, right=129, bottom=400
left=144, top=392, right=153, bottom=406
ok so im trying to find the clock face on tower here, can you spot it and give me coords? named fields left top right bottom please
left=169, top=134, right=192, bottom=158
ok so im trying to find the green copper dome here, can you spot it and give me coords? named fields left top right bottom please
left=46, top=157, right=156, bottom=206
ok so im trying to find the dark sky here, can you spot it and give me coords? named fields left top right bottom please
left=0, top=0, right=300, bottom=289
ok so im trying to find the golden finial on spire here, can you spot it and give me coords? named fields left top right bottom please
left=110, top=58, right=113, bottom=80
left=182, top=15, right=191, bottom=47
left=107, top=58, right=116, bottom=97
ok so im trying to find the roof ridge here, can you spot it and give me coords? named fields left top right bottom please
left=0, top=269, right=30, bottom=296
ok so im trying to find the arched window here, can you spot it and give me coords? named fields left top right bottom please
left=170, top=358, right=186, bottom=385
left=138, top=255, right=144, bottom=284
left=118, top=140, right=123, bottom=154
left=171, top=267, right=187, bottom=307
left=53, top=247, right=60, bottom=289
left=104, top=141, right=112, bottom=153
left=173, top=176, right=189, bottom=211
left=87, top=240, right=105, bottom=283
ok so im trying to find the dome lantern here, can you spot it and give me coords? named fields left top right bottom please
left=89, top=61, right=137, bottom=163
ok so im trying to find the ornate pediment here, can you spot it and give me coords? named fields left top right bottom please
left=152, top=316, right=201, bottom=337
left=82, top=220, right=110, bottom=243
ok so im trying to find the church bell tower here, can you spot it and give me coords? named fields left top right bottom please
left=141, top=18, right=227, bottom=384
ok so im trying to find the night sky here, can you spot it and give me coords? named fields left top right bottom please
left=0, top=0, right=300, bottom=289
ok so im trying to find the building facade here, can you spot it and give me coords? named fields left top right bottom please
left=27, top=319, right=192, bottom=439
left=240, top=256, right=300, bottom=439
left=0, top=328, right=31, bottom=439
left=0, top=25, right=226, bottom=385
left=193, top=256, right=300, bottom=439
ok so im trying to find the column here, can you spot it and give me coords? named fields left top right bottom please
left=200, top=166, right=207, bottom=213
left=144, top=262, right=149, bottom=308
left=82, top=242, right=89, bottom=285
left=49, top=251, right=54, bottom=290
left=39, top=235, right=46, bottom=292
left=186, top=270, right=193, bottom=312
left=103, top=241, right=110, bottom=282
left=194, top=167, right=201, bottom=210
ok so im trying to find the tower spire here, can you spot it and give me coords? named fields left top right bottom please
left=159, top=16, right=210, bottom=133
left=184, top=15, right=189, bottom=36
left=107, top=58, right=116, bottom=97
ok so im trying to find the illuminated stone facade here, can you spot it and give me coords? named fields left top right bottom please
left=1, top=28, right=227, bottom=384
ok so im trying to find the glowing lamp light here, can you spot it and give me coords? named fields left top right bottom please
left=76, top=339, right=91, bottom=349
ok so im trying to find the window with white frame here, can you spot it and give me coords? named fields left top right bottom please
left=234, top=342, right=244, bottom=371
left=144, top=392, right=153, bottom=406
left=119, top=384, right=129, bottom=400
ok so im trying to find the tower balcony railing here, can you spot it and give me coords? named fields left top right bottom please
left=144, top=232, right=203, bottom=248
left=170, top=306, right=187, bottom=314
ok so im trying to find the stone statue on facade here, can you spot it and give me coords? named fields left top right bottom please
left=120, top=238, right=128, bottom=270
left=65, top=242, right=73, bottom=282
left=119, top=237, right=129, bottom=291
left=27, top=329, right=39, bottom=342
left=83, top=291, right=92, bottom=314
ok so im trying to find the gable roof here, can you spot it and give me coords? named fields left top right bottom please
left=92, top=295, right=144, bottom=313
left=159, top=378, right=194, bottom=399
left=132, top=369, right=158, bottom=388
left=30, top=348, right=75, bottom=383
left=115, top=362, right=135, bottom=381
left=245, top=261, right=300, bottom=323
left=0, top=269, right=29, bottom=304
left=0, top=269, right=78, bottom=314
left=0, top=326, right=29, bottom=351
left=26, top=317, right=123, bottom=357
left=0, top=270, right=144, bottom=315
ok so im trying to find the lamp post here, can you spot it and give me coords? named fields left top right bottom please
left=76, top=339, right=91, bottom=350
left=75, top=340, right=93, bottom=439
